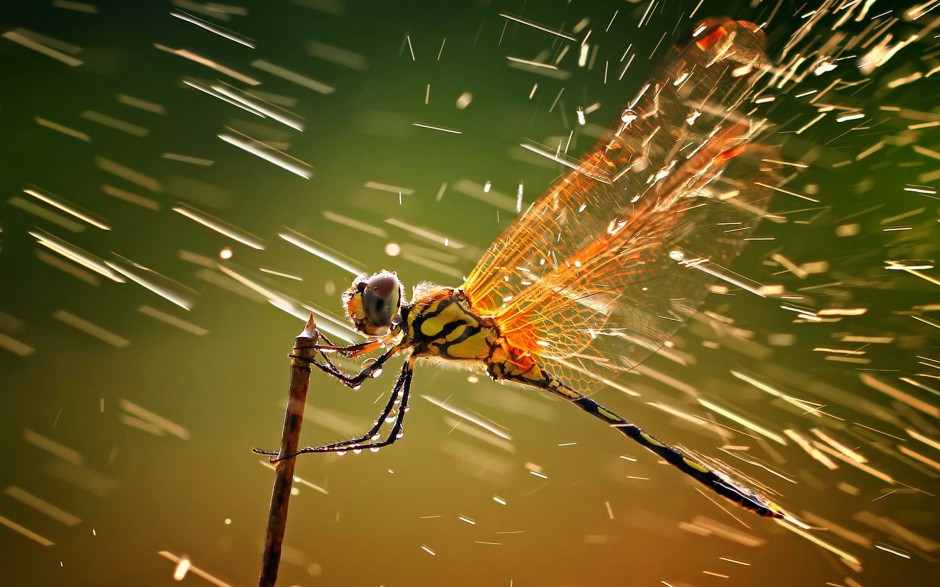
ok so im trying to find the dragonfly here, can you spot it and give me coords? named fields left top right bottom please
left=257, top=18, right=786, bottom=519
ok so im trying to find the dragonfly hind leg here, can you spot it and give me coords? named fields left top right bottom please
left=256, top=358, right=415, bottom=461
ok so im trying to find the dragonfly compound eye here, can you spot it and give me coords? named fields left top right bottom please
left=344, top=271, right=402, bottom=336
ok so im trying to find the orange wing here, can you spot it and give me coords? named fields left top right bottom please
left=463, top=19, right=776, bottom=393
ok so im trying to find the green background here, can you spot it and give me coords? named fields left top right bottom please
left=1, top=1, right=937, bottom=585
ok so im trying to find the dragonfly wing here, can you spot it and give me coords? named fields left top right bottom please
left=463, top=19, right=775, bottom=394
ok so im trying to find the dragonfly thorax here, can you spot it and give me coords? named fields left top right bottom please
left=400, top=285, right=499, bottom=363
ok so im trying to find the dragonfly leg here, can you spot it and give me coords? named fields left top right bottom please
left=541, top=377, right=785, bottom=518
left=292, top=346, right=400, bottom=390
left=314, top=333, right=386, bottom=358
left=264, top=358, right=415, bottom=461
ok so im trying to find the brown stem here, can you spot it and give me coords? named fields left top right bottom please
left=258, top=314, right=318, bottom=587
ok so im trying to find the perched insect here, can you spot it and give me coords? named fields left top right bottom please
left=258, top=19, right=786, bottom=518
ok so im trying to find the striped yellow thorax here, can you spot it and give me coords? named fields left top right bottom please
left=403, top=287, right=496, bottom=362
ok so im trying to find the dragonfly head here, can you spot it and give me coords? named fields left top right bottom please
left=343, top=270, right=404, bottom=336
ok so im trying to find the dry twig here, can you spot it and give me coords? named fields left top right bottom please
left=258, top=314, right=318, bottom=587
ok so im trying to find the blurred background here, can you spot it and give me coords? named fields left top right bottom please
left=1, top=1, right=937, bottom=585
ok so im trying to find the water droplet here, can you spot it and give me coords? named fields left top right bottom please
left=456, top=91, right=473, bottom=110
left=814, top=57, right=836, bottom=76
left=620, top=109, right=637, bottom=125
left=308, top=562, right=323, bottom=578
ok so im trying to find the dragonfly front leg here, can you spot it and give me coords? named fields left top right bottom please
left=293, top=346, right=400, bottom=390
left=269, top=358, right=415, bottom=460
left=314, top=332, right=387, bottom=359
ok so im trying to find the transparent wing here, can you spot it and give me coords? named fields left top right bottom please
left=463, top=19, right=776, bottom=393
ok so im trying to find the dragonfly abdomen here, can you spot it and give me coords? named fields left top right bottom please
left=486, top=348, right=784, bottom=518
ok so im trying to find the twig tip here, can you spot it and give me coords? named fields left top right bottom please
left=300, top=313, right=318, bottom=339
